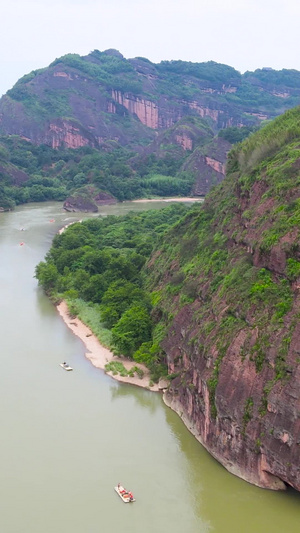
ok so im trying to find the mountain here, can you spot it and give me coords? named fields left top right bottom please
left=1, top=49, right=300, bottom=210
left=1, top=50, right=300, bottom=150
left=144, top=107, right=300, bottom=490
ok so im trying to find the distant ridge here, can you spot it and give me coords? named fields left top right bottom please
left=1, top=49, right=300, bottom=150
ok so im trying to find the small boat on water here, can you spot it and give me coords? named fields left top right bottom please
left=114, top=484, right=135, bottom=503
left=60, top=362, right=73, bottom=371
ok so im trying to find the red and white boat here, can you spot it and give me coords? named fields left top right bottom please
left=114, top=484, right=135, bottom=503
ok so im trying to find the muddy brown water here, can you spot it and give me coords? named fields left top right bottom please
left=0, top=201, right=299, bottom=533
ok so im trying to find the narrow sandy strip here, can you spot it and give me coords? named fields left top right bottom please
left=58, top=221, right=82, bottom=235
left=132, top=197, right=204, bottom=203
left=56, top=301, right=167, bottom=391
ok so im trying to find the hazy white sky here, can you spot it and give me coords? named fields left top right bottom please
left=1, top=0, right=300, bottom=96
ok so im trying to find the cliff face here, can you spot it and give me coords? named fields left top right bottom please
left=47, top=119, right=96, bottom=149
left=146, top=108, right=300, bottom=490
left=111, top=90, right=232, bottom=131
left=129, top=116, right=221, bottom=191
left=162, top=299, right=300, bottom=491
left=111, top=90, right=159, bottom=129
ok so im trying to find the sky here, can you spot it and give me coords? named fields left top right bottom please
left=1, top=0, right=300, bottom=97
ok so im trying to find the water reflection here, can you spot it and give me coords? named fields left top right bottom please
left=109, top=381, right=162, bottom=414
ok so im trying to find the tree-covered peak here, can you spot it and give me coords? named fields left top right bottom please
left=156, top=59, right=242, bottom=85
left=244, top=68, right=300, bottom=89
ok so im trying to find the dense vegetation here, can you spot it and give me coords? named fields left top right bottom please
left=154, top=61, right=300, bottom=112
left=0, top=134, right=195, bottom=210
left=218, top=125, right=259, bottom=144
left=35, top=204, right=190, bottom=380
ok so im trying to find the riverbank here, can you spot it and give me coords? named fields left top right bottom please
left=56, top=301, right=167, bottom=391
left=132, top=197, right=204, bottom=203
left=58, top=220, right=81, bottom=235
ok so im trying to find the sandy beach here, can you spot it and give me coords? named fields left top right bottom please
left=132, top=197, right=204, bottom=203
left=58, top=221, right=82, bottom=235
left=56, top=301, right=167, bottom=391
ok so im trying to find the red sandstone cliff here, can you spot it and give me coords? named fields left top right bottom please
left=147, top=109, right=300, bottom=490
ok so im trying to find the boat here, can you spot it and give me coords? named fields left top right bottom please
left=114, top=484, right=135, bottom=503
left=60, top=362, right=73, bottom=371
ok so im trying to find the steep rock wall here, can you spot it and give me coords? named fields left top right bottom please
left=111, top=90, right=242, bottom=132
left=175, top=134, right=193, bottom=151
left=47, top=120, right=94, bottom=149
left=111, top=90, right=159, bottom=129
left=147, top=114, right=300, bottom=490
left=162, top=302, right=300, bottom=490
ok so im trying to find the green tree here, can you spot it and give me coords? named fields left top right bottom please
left=100, top=280, right=148, bottom=328
left=81, top=273, right=109, bottom=303
left=112, top=305, right=152, bottom=357
left=81, top=249, right=112, bottom=275
left=35, top=262, right=58, bottom=292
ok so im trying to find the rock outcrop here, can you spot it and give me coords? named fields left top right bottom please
left=63, top=187, right=117, bottom=212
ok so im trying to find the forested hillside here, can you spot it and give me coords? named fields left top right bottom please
left=0, top=132, right=197, bottom=210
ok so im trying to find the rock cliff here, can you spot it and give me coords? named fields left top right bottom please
left=146, top=107, right=300, bottom=490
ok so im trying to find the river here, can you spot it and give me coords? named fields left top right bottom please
left=0, top=201, right=299, bottom=533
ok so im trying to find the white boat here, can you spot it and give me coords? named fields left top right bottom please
left=114, top=484, right=135, bottom=503
left=60, top=362, right=73, bottom=371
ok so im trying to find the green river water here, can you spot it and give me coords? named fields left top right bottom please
left=0, top=201, right=299, bottom=533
